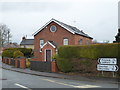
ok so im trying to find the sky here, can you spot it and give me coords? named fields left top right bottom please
left=0, top=0, right=119, bottom=44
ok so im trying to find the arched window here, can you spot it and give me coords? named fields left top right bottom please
left=40, top=39, right=44, bottom=47
left=63, top=38, right=68, bottom=45
left=86, top=40, right=89, bottom=45
left=79, top=39, right=83, bottom=45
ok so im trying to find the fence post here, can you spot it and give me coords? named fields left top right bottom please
left=51, top=60, right=58, bottom=72
left=20, top=57, right=26, bottom=69
left=15, top=58, right=19, bottom=68
left=8, top=58, right=11, bottom=65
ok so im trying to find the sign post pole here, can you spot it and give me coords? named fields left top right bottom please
left=102, top=71, right=104, bottom=76
left=112, top=72, right=115, bottom=77
left=97, top=58, right=118, bottom=77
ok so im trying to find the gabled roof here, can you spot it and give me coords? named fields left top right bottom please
left=3, top=43, right=20, bottom=48
left=33, top=18, right=93, bottom=39
left=20, top=39, right=34, bottom=45
left=41, top=41, right=57, bottom=49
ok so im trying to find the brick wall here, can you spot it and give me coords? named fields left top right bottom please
left=34, top=21, right=92, bottom=61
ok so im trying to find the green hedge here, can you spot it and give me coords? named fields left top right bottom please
left=56, top=43, right=119, bottom=73
left=13, top=50, right=24, bottom=58
left=58, top=43, right=119, bottom=59
left=2, top=48, right=33, bottom=58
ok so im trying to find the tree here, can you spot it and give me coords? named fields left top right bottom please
left=0, top=24, right=12, bottom=47
left=113, top=28, right=120, bottom=43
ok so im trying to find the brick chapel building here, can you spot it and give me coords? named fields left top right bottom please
left=33, top=19, right=93, bottom=61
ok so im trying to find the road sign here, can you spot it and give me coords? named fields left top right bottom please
left=97, top=64, right=119, bottom=72
left=98, top=58, right=117, bottom=64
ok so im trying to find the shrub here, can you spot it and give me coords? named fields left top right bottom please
left=26, top=58, right=31, bottom=68
left=2, top=50, right=14, bottom=58
left=13, top=50, right=24, bottom=58
left=4, top=48, right=33, bottom=58
left=54, top=55, right=73, bottom=72
left=56, top=43, right=119, bottom=73
left=58, top=43, right=119, bottom=59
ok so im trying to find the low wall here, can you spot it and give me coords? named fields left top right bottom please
left=2, top=57, right=26, bottom=69
left=30, top=61, right=51, bottom=72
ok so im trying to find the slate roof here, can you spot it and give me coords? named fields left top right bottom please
left=3, top=43, right=20, bottom=48
left=53, top=19, right=93, bottom=39
left=33, top=18, right=93, bottom=39
left=20, top=39, right=34, bottom=45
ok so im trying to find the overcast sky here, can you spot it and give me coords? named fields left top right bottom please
left=0, top=0, right=118, bottom=44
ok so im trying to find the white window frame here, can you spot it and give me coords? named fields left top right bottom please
left=79, top=39, right=83, bottom=45
left=86, top=40, right=89, bottom=45
left=50, top=25, right=57, bottom=32
left=63, top=38, right=68, bottom=45
left=40, top=39, right=44, bottom=47
left=40, top=39, right=44, bottom=52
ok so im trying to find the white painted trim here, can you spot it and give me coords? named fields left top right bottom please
left=41, top=42, right=48, bottom=48
left=41, top=41, right=56, bottom=49
left=48, top=42, right=56, bottom=48
left=33, top=18, right=75, bottom=36
left=44, top=49, right=52, bottom=62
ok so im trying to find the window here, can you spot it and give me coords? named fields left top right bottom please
left=86, top=40, right=89, bottom=45
left=40, top=39, right=44, bottom=47
left=50, top=25, right=57, bottom=32
left=79, top=39, right=82, bottom=45
left=63, top=38, right=68, bottom=45
left=40, top=39, right=44, bottom=52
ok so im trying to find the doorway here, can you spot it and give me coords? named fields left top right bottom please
left=46, top=50, right=52, bottom=61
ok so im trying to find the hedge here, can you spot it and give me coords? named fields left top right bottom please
left=58, top=43, right=119, bottom=59
left=2, top=48, right=33, bottom=58
left=13, top=50, right=24, bottom=58
left=56, top=43, right=119, bottom=73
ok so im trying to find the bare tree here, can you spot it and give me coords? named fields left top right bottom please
left=0, top=24, right=12, bottom=47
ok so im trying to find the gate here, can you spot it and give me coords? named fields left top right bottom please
left=18, top=60, right=20, bottom=68
left=11, top=59, right=15, bottom=66
left=30, top=61, right=51, bottom=72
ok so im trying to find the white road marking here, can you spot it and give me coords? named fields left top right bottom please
left=42, top=79, right=100, bottom=88
left=15, top=83, right=29, bottom=89
left=74, top=85, right=100, bottom=88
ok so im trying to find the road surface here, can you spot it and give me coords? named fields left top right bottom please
left=1, top=68, right=119, bottom=89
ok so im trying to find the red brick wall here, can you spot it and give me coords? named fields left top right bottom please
left=42, top=43, right=56, bottom=61
left=74, top=34, right=92, bottom=45
left=34, top=22, right=75, bottom=61
left=34, top=21, right=92, bottom=61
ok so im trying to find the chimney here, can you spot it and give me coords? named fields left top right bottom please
left=22, top=36, right=26, bottom=40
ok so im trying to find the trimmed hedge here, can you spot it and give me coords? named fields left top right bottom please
left=2, top=50, right=14, bottom=58
left=2, top=48, right=33, bottom=58
left=58, top=43, right=119, bottom=59
left=56, top=43, right=119, bottom=73
left=13, top=50, right=24, bottom=58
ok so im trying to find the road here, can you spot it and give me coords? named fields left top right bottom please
left=1, top=68, right=119, bottom=89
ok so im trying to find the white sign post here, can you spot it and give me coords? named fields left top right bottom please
left=97, top=65, right=118, bottom=72
left=97, top=58, right=118, bottom=77
left=98, top=58, right=117, bottom=64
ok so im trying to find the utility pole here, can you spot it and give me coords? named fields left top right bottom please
left=8, top=30, right=10, bottom=44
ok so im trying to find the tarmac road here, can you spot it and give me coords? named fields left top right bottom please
left=1, top=68, right=119, bottom=89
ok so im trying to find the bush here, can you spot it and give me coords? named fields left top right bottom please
left=13, top=50, right=24, bottom=58
left=58, top=43, right=119, bottom=59
left=3, top=48, right=33, bottom=58
left=56, top=43, right=119, bottom=73
left=26, top=58, right=31, bottom=68
left=2, top=50, right=14, bottom=58
left=55, top=55, right=73, bottom=73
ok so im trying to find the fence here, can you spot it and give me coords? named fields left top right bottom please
left=30, top=61, right=52, bottom=72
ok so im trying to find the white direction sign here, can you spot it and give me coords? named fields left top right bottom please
left=97, top=65, right=118, bottom=72
left=98, top=58, right=117, bottom=64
